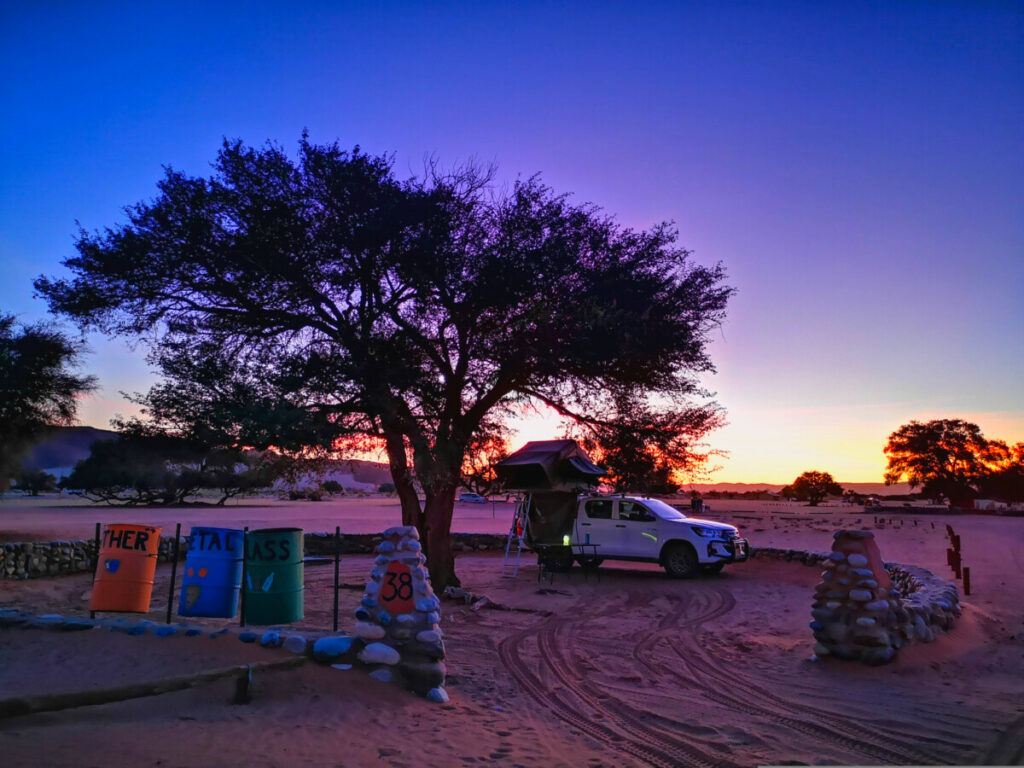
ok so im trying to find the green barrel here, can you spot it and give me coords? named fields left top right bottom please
left=244, top=527, right=304, bottom=625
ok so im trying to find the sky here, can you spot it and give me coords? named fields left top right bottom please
left=1, top=2, right=1021, bottom=483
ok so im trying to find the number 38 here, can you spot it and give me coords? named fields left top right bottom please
left=382, top=571, right=413, bottom=601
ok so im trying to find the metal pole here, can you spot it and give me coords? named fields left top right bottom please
left=240, top=527, right=248, bottom=627
left=333, top=526, right=341, bottom=633
left=166, top=523, right=181, bottom=624
left=90, top=522, right=101, bottom=619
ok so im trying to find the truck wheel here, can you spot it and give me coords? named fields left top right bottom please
left=662, top=543, right=698, bottom=579
left=575, top=556, right=604, bottom=570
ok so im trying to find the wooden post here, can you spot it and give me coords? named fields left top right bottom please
left=0, top=657, right=305, bottom=720
left=963, top=566, right=971, bottom=595
left=90, top=522, right=101, bottom=619
left=333, top=525, right=341, bottom=633
left=953, top=534, right=961, bottom=552
left=240, top=526, right=248, bottom=627
left=953, top=551, right=962, bottom=579
left=947, top=548, right=953, bottom=566
left=166, top=523, right=181, bottom=624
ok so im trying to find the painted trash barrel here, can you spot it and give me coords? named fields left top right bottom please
left=178, top=527, right=244, bottom=618
left=244, top=527, right=304, bottom=625
left=90, top=524, right=162, bottom=613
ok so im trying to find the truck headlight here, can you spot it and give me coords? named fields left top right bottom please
left=691, top=526, right=719, bottom=539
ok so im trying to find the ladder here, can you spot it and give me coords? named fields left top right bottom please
left=502, top=496, right=530, bottom=578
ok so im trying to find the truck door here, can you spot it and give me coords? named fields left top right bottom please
left=576, top=498, right=615, bottom=549
left=616, top=500, right=659, bottom=556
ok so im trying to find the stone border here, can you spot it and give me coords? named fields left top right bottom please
left=1, top=532, right=510, bottom=580
left=0, top=606, right=444, bottom=701
left=751, top=546, right=961, bottom=646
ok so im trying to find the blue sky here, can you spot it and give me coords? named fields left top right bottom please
left=2, top=2, right=1021, bottom=481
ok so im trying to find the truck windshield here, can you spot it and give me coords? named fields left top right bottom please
left=645, top=499, right=687, bottom=521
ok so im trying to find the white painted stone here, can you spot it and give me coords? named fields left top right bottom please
left=359, top=642, right=401, bottom=666
left=356, top=622, right=386, bottom=640
left=847, top=553, right=869, bottom=568
left=427, top=687, right=449, bottom=703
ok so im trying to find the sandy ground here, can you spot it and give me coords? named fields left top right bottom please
left=1, top=499, right=1023, bottom=766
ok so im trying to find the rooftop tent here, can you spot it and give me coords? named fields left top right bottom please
left=494, top=439, right=606, bottom=492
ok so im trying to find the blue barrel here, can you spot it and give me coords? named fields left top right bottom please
left=178, top=527, right=244, bottom=618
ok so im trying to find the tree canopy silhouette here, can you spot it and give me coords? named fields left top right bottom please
left=565, top=393, right=724, bottom=495
left=36, top=136, right=733, bottom=587
left=883, top=418, right=1013, bottom=506
left=0, top=314, right=96, bottom=491
left=782, top=470, right=843, bottom=506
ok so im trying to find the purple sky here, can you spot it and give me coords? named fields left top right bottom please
left=1, top=2, right=1021, bottom=482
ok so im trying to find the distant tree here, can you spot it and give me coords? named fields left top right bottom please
left=975, top=442, right=1024, bottom=503
left=36, top=136, right=733, bottom=588
left=62, top=430, right=197, bottom=505
left=377, top=482, right=396, bottom=494
left=779, top=484, right=796, bottom=500
left=62, top=423, right=283, bottom=505
left=788, top=470, right=843, bottom=506
left=0, top=314, right=96, bottom=492
left=321, top=479, right=343, bottom=495
left=15, top=469, right=58, bottom=496
left=883, top=419, right=1006, bottom=507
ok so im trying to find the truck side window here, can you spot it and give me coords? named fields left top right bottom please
left=619, top=501, right=655, bottom=522
left=585, top=499, right=613, bottom=519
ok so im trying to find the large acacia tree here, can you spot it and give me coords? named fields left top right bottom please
left=37, top=137, right=733, bottom=587
left=884, top=418, right=1018, bottom=506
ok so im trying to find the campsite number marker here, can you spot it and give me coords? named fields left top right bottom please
left=380, top=561, right=415, bottom=614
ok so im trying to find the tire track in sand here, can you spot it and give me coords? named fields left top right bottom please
left=498, top=595, right=731, bottom=768
left=635, top=586, right=959, bottom=765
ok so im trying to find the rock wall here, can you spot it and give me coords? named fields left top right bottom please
left=750, top=537, right=961, bottom=662
left=1, top=532, right=510, bottom=580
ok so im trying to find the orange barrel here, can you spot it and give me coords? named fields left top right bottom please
left=90, top=524, right=162, bottom=613
left=244, top=527, right=304, bottom=625
left=178, top=527, right=244, bottom=618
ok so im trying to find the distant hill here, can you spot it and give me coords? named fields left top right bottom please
left=341, top=459, right=394, bottom=486
left=683, top=481, right=912, bottom=497
left=22, top=426, right=118, bottom=475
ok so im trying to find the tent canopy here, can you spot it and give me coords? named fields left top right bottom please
left=494, top=440, right=606, bottom=492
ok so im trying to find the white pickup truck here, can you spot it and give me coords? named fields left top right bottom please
left=558, top=495, right=748, bottom=578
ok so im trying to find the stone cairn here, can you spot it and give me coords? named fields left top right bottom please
left=810, top=530, right=960, bottom=665
left=353, top=526, right=448, bottom=702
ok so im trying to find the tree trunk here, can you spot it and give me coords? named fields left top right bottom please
left=383, top=430, right=423, bottom=529
left=422, top=484, right=459, bottom=590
